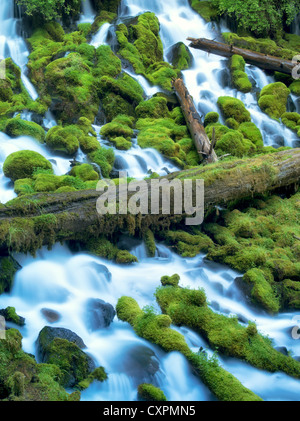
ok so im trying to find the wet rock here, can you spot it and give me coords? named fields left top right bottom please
left=36, top=326, right=95, bottom=388
left=85, top=298, right=116, bottom=330
left=275, top=346, right=289, bottom=356
left=166, top=41, right=193, bottom=69
left=40, top=308, right=61, bottom=323
left=89, top=262, right=112, bottom=282
left=117, top=345, right=160, bottom=380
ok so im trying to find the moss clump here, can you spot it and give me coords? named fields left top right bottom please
left=4, top=117, right=46, bottom=143
left=281, top=112, right=300, bottom=136
left=289, top=80, right=300, bottom=96
left=0, top=307, right=25, bottom=326
left=76, top=367, right=107, bottom=391
left=116, top=12, right=177, bottom=91
left=160, top=274, right=180, bottom=287
left=230, top=55, right=252, bottom=93
left=160, top=229, right=214, bottom=257
left=215, top=130, right=256, bottom=158
left=70, top=164, right=99, bottom=182
left=217, top=96, right=251, bottom=124
left=143, top=229, right=156, bottom=257
left=156, top=285, right=300, bottom=379
left=238, top=122, right=264, bottom=149
left=116, top=297, right=262, bottom=401
left=258, top=82, right=290, bottom=121
left=0, top=329, right=73, bottom=401
left=190, top=0, right=219, bottom=22
left=88, top=148, right=115, bottom=178
left=167, top=42, right=193, bottom=71
left=138, top=384, right=167, bottom=401
left=136, top=97, right=170, bottom=119
left=85, top=236, right=138, bottom=264
left=3, top=150, right=53, bottom=181
left=100, top=115, right=134, bottom=140
left=204, top=112, right=219, bottom=127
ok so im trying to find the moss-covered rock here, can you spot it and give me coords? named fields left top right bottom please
left=4, top=117, right=46, bottom=143
left=3, top=150, right=53, bottom=181
left=190, top=0, right=219, bottom=22
left=70, top=164, right=99, bottom=182
left=0, top=256, right=21, bottom=295
left=258, top=82, right=290, bottom=121
left=217, top=96, right=251, bottom=124
left=0, top=307, right=25, bottom=326
left=136, top=97, right=170, bottom=119
left=0, top=329, right=75, bottom=401
left=160, top=274, right=180, bottom=287
left=204, top=112, right=219, bottom=127
left=138, top=383, right=167, bottom=401
left=85, top=236, right=138, bottom=264
left=88, top=147, right=115, bottom=178
left=230, top=55, right=252, bottom=93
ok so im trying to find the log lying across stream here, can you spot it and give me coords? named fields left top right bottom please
left=0, top=148, right=299, bottom=253
left=187, top=37, right=295, bottom=75
left=172, top=78, right=218, bottom=163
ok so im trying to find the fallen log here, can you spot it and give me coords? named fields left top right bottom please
left=0, top=149, right=299, bottom=253
left=187, top=37, right=295, bottom=75
left=172, top=78, right=218, bottom=163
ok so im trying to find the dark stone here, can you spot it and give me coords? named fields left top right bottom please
left=36, top=326, right=86, bottom=352
left=275, top=346, right=289, bottom=356
left=116, top=345, right=160, bottom=380
left=85, top=298, right=116, bottom=331
left=40, top=308, right=61, bottom=323
left=166, top=41, right=193, bottom=69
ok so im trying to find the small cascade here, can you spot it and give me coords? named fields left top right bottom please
left=78, top=0, right=96, bottom=23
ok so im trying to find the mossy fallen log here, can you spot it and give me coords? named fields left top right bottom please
left=172, top=77, right=218, bottom=163
left=187, top=37, right=295, bottom=75
left=0, top=149, right=299, bottom=254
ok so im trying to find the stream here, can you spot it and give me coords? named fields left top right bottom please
left=0, top=0, right=300, bottom=401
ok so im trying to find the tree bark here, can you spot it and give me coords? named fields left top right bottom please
left=172, top=78, right=218, bottom=163
left=187, top=37, right=295, bottom=75
left=0, top=149, right=299, bottom=253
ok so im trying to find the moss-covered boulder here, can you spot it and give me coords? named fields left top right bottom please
left=4, top=118, right=46, bottom=143
left=136, top=97, right=170, bottom=119
left=70, top=164, right=99, bottom=182
left=217, top=96, right=251, bottom=124
left=3, top=150, right=53, bottom=181
left=230, top=55, right=252, bottom=93
left=0, top=307, right=25, bottom=326
left=138, top=383, right=167, bottom=401
left=0, top=329, right=76, bottom=401
left=258, top=82, right=290, bottom=121
left=166, top=42, right=193, bottom=71
left=36, top=326, right=95, bottom=388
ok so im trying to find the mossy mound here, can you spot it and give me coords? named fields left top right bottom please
left=0, top=329, right=77, bottom=401
left=217, top=96, right=251, bottom=124
left=100, top=114, right=134, bottom=141
left=88, top=147, right=115, bottom=178
left=230, top=55, right=252, bottom=93
left=138, top=383, right=167, bottom=401
left=281, top=112, right=300, bottom=137
left=0, top=306, right=25, bottom=326
left=166, top=42, right=193, bottom=71
left=4, top=117, right=46, bottom=143
left=258, top=82, right=290, bottom=121
left=3, top=150, right=53, bottom=181
left=136, top=97, right=170, bottom=119
left=190, top=0, right=219, bottom=22
left=116, top=12, right=177, bottom=91
left=69, top=164, right=99, bottom=182
left=0, top=256, right=21, bottom=295
left=85, top=236, right=138, bottom=264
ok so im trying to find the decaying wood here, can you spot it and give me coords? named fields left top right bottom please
left=0, top=148, right=299, bottom=252
left=172, top=77, right=218, bottom=163
left=187, top=37, right=295, bottom=75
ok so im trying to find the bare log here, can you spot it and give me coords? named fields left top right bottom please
left=172, top=77, right=218, bottom=163
left=0, top=149, right=299, bottom=253
left=187, top=37, right=295, bottom=75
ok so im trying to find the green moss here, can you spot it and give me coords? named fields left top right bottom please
left=281, top=112, right=300, bottom=135
left=70, top=164, right=99, bottom=182
left=289, top=80, right=300, bottom=96
left=0, top=257, right=20, bottom=295
left=45, top=125, right=79, bottom=155
left=156, top=285, right=300, bottom=379
left=4, top=117, right=45, bottom=143
left=143, top=229, right=156, bottom=257
left=0, top=307, right=24, bottom=326
left=0, top=329, right=72, bottom=401
left=85, top=236, right=137, bottom=264
left=168, top=42, right=192, bottom=71
left=100, top=115, right=134, bottom=140
left=136, top=97, right=170, bottom=119
left=116, top=297, right=262, bottom=401
left=217, top=96, right=251, bottom=124
left=160, top=230, right=214, bottom=257
left=3, top=150, right=53, bottom=181
left=190, top=0, right=219, bottom=22
left=216, top=130, right=256, bottom=157
left=76, top=367, right=107, bottom=391
left=230, top=55, right=252, bottom=93
left=204, top=112, right=219, bottom=127
left=258, top=82, right=290, bottom=121
left=88, top=148, right=115, bottom=178
left=138, top=384, right=167, bottom=401
left=238, top=122, right=264, bottom=148
left=160, top=274, right=180, bottom=287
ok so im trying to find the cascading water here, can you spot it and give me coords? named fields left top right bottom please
left=0, top=0, right=38, bottom=100
left=1, top=0, right=300, bottom=403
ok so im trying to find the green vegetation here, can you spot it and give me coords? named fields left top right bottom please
left=4, top=117, right=46, bottom=143
left=258, top=82, right=290, bottom=121
left=3, top=150, right=53, bottom=181
left=85, top=236, right=138, bottom=264
left=116, top=296, right=262, bottom=401
left=138, top=384, right=167, bottom=401
left=230, top=55, right=252, bottom=93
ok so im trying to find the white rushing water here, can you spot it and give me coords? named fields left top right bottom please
left=1, top=0, right=300, bottom=403
left=0, top=0, right=38, bottom=99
